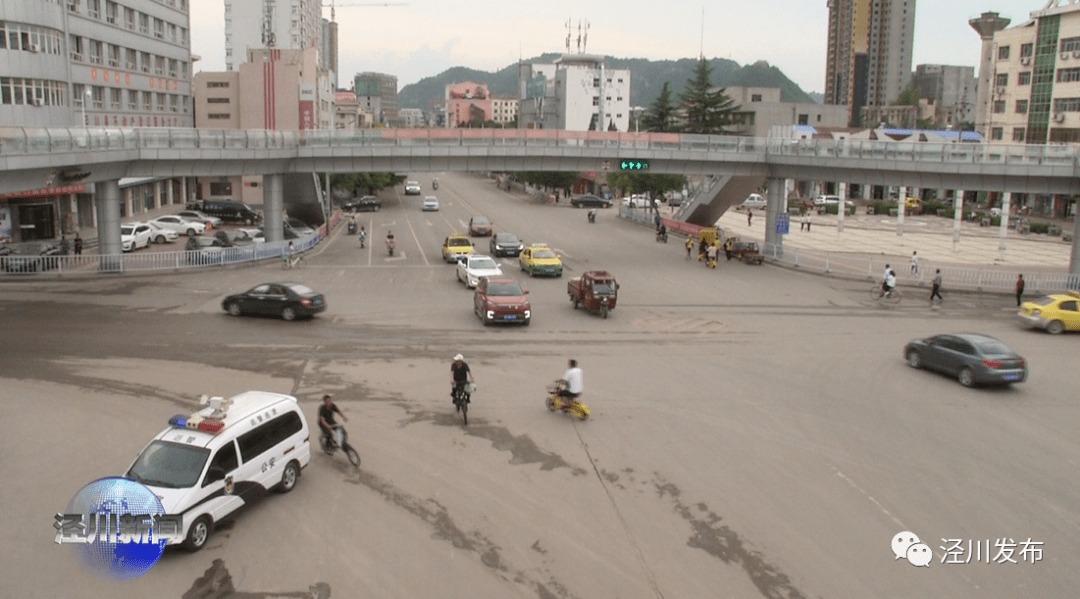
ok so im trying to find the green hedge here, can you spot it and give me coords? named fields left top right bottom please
left=1030, top=222, right=1051, bottom=234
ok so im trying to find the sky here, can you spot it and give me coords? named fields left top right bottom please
left=188, top=0, right=1036, bottom=93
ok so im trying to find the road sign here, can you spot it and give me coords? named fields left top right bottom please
left=776, top=212, right=790, bottom=234
left=601, top=160, right=611, bottom=171
left=620, top=159, right=650, bottom=171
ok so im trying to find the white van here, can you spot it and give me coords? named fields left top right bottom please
left=125, top=391, right=311, bottom=551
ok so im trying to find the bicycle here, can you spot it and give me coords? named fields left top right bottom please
left=452, top=382, right=473, bottom=425
left=320, top=424, right=361, bottom=467
left=281, top=253, right=305, bottom=270
left=870, top=283, right=902, bottom=304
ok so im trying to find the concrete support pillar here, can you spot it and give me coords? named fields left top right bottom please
left=166, top=179, right=174, bottom=207
left=95, top=180, right=122, bottom=270
left=837, top=182, right=847, bottom=234
left=897, top=185, right=906, bottom=236
left=1070, top=202, right=1080, bottom=277
left=998, top=191, right=1011, bottom=260
left=263, top=174, right=284, bottom=243
left=765, top=178, right=784, bottom=255
left=953, top=190, right=965, bottom=252
left=179, top=177, right=187, bottom=205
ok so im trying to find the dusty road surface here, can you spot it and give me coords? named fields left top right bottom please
left=2, top=172, right=1077, bottom=599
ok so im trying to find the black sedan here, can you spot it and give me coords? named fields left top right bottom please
left=489, top=232, right=524, bottom=257
left=222, top=282, right=326, bottom=321
left=570, top=195, right=613, bottom=208
left=1, top=242, right=62, bottom=273
left=342, top=195, right=381, bottom=212
left=904, top=333, right=1027, bottom=387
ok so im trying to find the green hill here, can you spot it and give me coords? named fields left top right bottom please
left=396, top=55, right=815, bottom=111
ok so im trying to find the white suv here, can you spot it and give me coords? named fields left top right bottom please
left=404, top=180, right=422, bottom=195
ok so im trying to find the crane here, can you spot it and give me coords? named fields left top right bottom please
left=323, top=1, right=408, bottom=22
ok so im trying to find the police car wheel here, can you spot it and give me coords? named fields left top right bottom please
left=184, top=516, right=212, bottom=552
left=278, top=461, right=300, bottom=493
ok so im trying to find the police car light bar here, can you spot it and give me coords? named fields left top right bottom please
left=168, top=414, right=225, bottom=433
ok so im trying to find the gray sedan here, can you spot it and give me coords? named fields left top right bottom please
left=903, top=333, right=1027, bottom=387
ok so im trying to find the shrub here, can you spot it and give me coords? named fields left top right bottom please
left=1029, top=222, right=1051, bottom=234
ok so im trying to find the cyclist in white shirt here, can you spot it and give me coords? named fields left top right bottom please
left=559, top=359, right=584, bottom=402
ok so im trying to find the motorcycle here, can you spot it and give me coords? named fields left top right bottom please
left=358, top=230, right=366, bottom=248
left=320, top=424, right=361, bottom=467
left=347, top=220, right=357, bottom=235
left=656, top=229, right=668, bottom=243
left=386, top=237, right=395, bottom=256
left=433, top=179, right=439, bottom=190
left=545, top=380, right=589, bottom=421
left=587, top=209, right=596, bottom=224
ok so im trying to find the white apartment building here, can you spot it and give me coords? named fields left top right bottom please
left=490, top=94, right=518, bottom=125
left=984, top=0, right=1080, bottom=144
left=518, top=54, right=630, bottom=131
left=224, top=0, right=322, bottom=71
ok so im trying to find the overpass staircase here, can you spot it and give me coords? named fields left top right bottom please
left=676, top=175, right=766, bottom=226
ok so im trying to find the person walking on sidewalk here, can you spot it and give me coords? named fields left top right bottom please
left=685, top=235, right=693, bottom=260
left=747, top=210, right=753, bottom=227
left=930, top=269, right=943, bottom=304
left=1015, top=274, right=1025, bottom=306
left=910, top=251, right=919, bottom=275
left=74, top=233, right=83, bottom=255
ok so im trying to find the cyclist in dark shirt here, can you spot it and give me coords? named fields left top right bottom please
left=318, top=394, right=347, bottom=447
left=450, top=354, right=474, bottom=406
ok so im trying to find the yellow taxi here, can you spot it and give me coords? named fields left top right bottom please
left=518, top=243, right=563, bottom=277
left=1018, top=291, right=1080, bottom=334
left=442, top=234, right=474, bottom=263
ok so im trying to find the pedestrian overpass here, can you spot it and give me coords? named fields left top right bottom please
left=2, top=127, right=1079, bottom=261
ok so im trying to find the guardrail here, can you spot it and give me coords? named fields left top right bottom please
left=760, top=243, right=1080, bottom=294
left=0, top=234, right=321, bottom=278
left=1, top=127, right=1077, bottom=168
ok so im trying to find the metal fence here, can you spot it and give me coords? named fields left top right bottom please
left=0, top=234, right=322, bottom=278
left=760, top=243, right=1080, bottom=295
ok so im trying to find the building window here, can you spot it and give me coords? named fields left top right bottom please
left=207, top=97, right=230, bottom=103
left=1012, top=128, right=1026, bottom=142
left=1016, top=100, right=1028, bottom=114
left=798, top=114, right=809, bottom=125
left=125, top=7, right=135, bottom=29
left=139, top=13, right=149, bottom=35
left=997, top=46, right=1010, bottom=60
left=592, top=78, right=600, bottom=88
left=1061, top=37, right=1080, bottom=53
left=752, top=94, right=763, bottom=102
left=89, top=40, right=103, bottom=64
left=991, top=127, right=1003, bottom=140
left=105, top=1, right=117, bottom=23
left=127, top=89, right=137, bottom=110
left=208, top=113, right=230, bottom=119
left=592, top=96, right=599, bottom=106
left=1020, top=43, right=1033, bottom=58
left=126, top=48, right=136, bottom=70
left=142, top=91, right=152, bottom=110
left=140, top=51, right=151, bottom=73
left=108, top=44, right=120, bottom=67
left=87, top=0, right=100, bottom=18
left=1054, top=97, right=1080, bottom=112
left=69, top=35, right=83, bottom=61
left=207, top=81, right=230, bottom=88
left=154, top=18, right=163, bottom=39
left=1058, top=67, right=1080, bottom=83
left=110, top=87, right=121, bottom=109
left=209, top=182, right=232, bottom=195
left=993, top=100, right=1006, bottom=113
left=995, top=73, right=1008, bottom=87
left=1018, top=72, right=1031, bottom=85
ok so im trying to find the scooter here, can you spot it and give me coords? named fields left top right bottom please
left=433, top=179, right=439, bottom=190
left=347, top=220, right=357, bottom=235
left=320, top=424, right=361, bottom=467
left=545, top=380, right=589, bottom=421
left=587, top=209, right=596, bottom=223
left=656, top=229, right=668, bottom=243
left=386, top=238, right=395, bottom=256
left=358, top=230, right=366, bottom=248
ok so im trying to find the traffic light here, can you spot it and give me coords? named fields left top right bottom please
left=620, top=159, right=650, bottom=171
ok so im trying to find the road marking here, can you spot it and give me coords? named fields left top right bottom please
left=832, top=465, right=906, bottom=529
left=405, top=217, right=430, bottom=266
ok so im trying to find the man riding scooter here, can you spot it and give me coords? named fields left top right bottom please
left=587, top=209, right=596, bottom=223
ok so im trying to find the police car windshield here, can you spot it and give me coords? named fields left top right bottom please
left=126, top=440, right=210, bottom=489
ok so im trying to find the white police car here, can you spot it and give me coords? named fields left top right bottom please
left=125, top=391, right=311, bottom=551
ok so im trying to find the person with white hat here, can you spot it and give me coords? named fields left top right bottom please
left=450, top=354, right=474, bottom=410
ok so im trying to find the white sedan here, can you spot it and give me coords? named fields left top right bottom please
left=121, top=223, right=153, bottom=252
left=456, top=254, right=503, bottom=288
left=146, top=221, right=180, bottom=244
left=150, top=215, right=206, bottom=237
left=422, top=196, right=440, bottom=211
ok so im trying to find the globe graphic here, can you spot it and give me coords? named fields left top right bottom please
left=65, top=477, right=168, bottom=580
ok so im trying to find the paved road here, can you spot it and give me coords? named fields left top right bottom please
left=1, top=171, right=1077, bottom=598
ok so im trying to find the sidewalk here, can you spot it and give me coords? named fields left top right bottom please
left=715, top=209, right=1075, bottom=272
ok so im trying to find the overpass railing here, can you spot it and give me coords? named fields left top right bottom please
left=2, top=127, right=1077, bottom=168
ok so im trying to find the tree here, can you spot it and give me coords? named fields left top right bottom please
left=642, top=82, right=678, bottom=132
left=606, top=173, right=686, bottom=198
left=330, top=172, right=403, bottom=195
left=678, top=58, right=740, bottom=135
left=512, top=171, right=579, bottom=191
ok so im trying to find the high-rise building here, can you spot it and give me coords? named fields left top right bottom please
left=223, top=0, right=322, bottom=72
left=973, top=2, right=1080, bottom=145
left=825, top=0, right=916, bottom=126
left=910, top=64, right=977, bottom=127
left=354, top=72, right=398, bottom=125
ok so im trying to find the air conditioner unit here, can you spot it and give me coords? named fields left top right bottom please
left=996, top=87, right=1007, bottom=95
left=1021, top=56, right=1031, bottom=65
left=1054, top=112, right=1065, bottom=123
left=33, top=98, right=43, bottom=106
left=30, top=43, right=40, bottom=53
left=1074, top=50, right=1080, bottom=58
left=1062, top=52, right=1070, bottom=60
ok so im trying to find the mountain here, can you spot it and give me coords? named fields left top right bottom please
left=396, top=54, right=815, bottom=111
